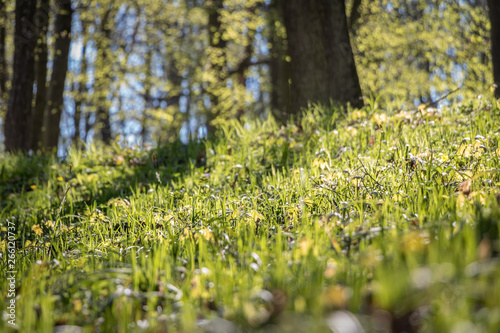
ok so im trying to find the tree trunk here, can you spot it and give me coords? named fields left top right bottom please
left=97, top=104, right=112, bottom=145
left=235, top=33, right=254, bottom=120
left=4, top=0, right=37, bottom=152
left=206, top=0, right=226, bottom=136
left=489, top=0, right=500, bottom=98
left=44, top=0, right=73, bottom=151
left=268, top=0, right=291, bottom=122
left=282, top=0, right=363, bottom=115
left=73, top=42, right=86, bottom=147
left=84, top=105, right=91, bottom=144
left=163, top=51, right=183, bottom=140
left=141, top=49, right=153, bottom=146
left=31, top=0, right=50, bottom=151
left=0, top=0, right=7, bottom=101
left=95, top=8, right=113, bottom=144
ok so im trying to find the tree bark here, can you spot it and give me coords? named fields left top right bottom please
left=95, top=7, right=113, bottom=144
left=4, top=0, right=37, bottom=152
left=206, top=0, right=226, bottom=136
left=73, top=41, right=86, bottom=147
left=489, top=0, right=500, bottom=98
left=282, top=0, right=363, bottom=115
left=31, top=0, right=50, bottom=151
left=0, top=0, right=7, bottom=100
left=44, top=0, right=73, bottom=151
left=141, top=49, right=153, bottom=146
left=268, top=0, right=291, bottom=122
left=234, top=31, right=254, bottom=120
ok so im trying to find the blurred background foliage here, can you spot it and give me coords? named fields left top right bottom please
left=0, top=0, right=494, bottom=152
left=352, top=0, right=491, bottom=105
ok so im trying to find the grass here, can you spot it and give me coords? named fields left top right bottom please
left=2, top=97, right=500, bottom=332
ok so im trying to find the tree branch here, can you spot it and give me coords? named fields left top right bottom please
left=228, top=59, right=273, bottom=75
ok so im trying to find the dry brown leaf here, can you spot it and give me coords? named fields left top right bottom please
left=458, top=179, right=472, bottom=196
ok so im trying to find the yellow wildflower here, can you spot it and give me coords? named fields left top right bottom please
left=32, top=224, right=43, bottom=236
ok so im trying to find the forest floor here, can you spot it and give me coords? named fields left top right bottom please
left=2, top=98, right=500, bottom=332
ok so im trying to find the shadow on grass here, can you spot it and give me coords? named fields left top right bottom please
left=0, top=138, right=206, bottom=225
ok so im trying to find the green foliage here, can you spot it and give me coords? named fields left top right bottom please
left=2, top=98, right=500, bottom=331
left=2, top=0, right=493, bottom=145
left=68, top=0, right=270, bottom=143
left=351, top=0, right=491, bottom=105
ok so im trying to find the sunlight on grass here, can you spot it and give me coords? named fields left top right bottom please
left=2, top=98, right=500, bottom=331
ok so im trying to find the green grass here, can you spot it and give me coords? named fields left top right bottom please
left=2, top=97, right=500, bottom=332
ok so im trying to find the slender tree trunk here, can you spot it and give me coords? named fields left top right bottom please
left=95, top=8, right=113, bottom=144
left=4, top=0, right=37, bottom=152
left=141, top=49, right=153, bottom=146
left=206, top=0, right=226, bottom=136
left=44, top=0, right=73, bottom=151
left=283, top=0, right=363, bottom=114
left=83, top=105, right=91, bottom=144
left=0, top=0, right=7, bottom=101
left=163, top=53, right=182, bottom=140
left=116, top=94, right=124, bottom=139
left=488, top=0, right=500, bottom=98
left=97, top=104, right=112, bottom=145
left=31, top=0, right=50, bottom=151
left=73, top=40, right=87, bottom=147
left=235, top=35, right=254, bottom=120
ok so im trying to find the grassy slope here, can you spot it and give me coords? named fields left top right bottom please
left=2, top=98, right=500, bottom=332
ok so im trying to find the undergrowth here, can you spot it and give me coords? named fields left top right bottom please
left=2, top=97, right=500, bottom=332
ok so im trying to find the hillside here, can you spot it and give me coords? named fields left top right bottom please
left=2, top=99, right=500, bottom=332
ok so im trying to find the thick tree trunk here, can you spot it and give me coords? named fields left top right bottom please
left=44, top=0, right=73, bottom=151
left=268, top=0, right=291, bottom=122
left=4, top=0, right=37, bottom=152
left=489, top=0, right=500, bottom=98
left=31, top=0, right=50, bottom=151
left=269, top=56, right=291, bottom=122
left=283, top=0, right=363, bottom=114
